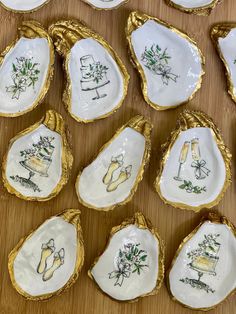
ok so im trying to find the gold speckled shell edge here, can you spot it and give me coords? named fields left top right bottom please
left=126, top=11, right=205, bottom=111
left=0, top=20, right=54, bottom=117
left=8, top=208, right=84, bottom=301
left=48, top=19, right=129, bottom=123
left=211, top=23, right=236, bottom=104
left=165, top=0, right=220, bottom=16
left=82, top=0, right=129, bottom=11
left=167, top=212, right=236, bottom=311
left=154, top=110, right=232, bottom=212
left=88, top=211, right=165, bottom=303
left=75, top=115, right=152, bottom=211
left=2, top=110, right=73, bottom=201
left=0, top=0, right=51, bottom=14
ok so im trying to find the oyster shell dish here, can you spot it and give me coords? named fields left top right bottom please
left=76, top=115, right=152, bottom=211
left=8, top=209, right=84, bottom=301
left=0, top=0, right=51, bottom=13
left=0, top=21, right=54, bottom=117
left=168, top=213, right=236, bottom=310
left=2, top=110, right=73, bottom=201
left=155, top=110, right=231, bottom=212
left=126, top=11, right=204, bottom=110
left=89, top=212, right=164, bottom=302
left=49, top=20, right=129, bottom=123
left=165, top=0, right=221, bottom=15
left=82, top=0, right=128, bottom=10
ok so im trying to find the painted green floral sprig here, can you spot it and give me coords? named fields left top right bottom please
left=141, top=44, right=179, bottom=85
left=20, top=136, right=55, bottom=160
left=88, top=62, right=109, bottom=84
left=108, top=243, right=148, bottom=287
left=6, top=57, right=40, bottom=100
left=179, top=180, right=206, bottom=194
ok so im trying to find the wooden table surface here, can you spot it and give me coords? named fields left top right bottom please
left=0, top=0, right=236, bottom=313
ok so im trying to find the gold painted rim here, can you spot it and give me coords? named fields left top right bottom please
left=8, top=208, right=84, bottom=301
left=211, top=23, right=236, bottom=105
left=48, top=19, right=129, bottom=123
left=165, top=0, right=220, bottom=16
left=75, top=115, right=152, bottom=211
left=82, top=0, right=129, bottom=11
left=88, top=211, right=165, bottom=302
left=167, top=212, right=236, bottom=311
left=0, top=20, right=54, bottom=117
left=154, top=110, right=232, bottom=212
left=126, top=11, right=205, bottom=111
left=2, top=110, right=73, bottom=202
left=0, top=0, right=51, bottom=14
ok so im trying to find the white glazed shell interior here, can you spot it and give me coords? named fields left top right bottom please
left=13, top=216, right=77, bottom=297
left=91, top=224, right=159, bottom=300
left=159, top=127, right=226, bottom=207
left=0, top=37, right=50, bottom=115
left=5, top=124, right=63, bottom=198
left=68, top=38, right=124, bottom=121
left=131, top=20, right=203, bottom=108
left=85, top=0, right=126, bottom=9
left=170, top=0, right=214, bottom=9
left=77, top=127, right=145, bottom=208
left=169, top=221, right=236, bottom=309
left=218, top=28, right=236, bottom=99
left=1, top=0, right=48, bottom=11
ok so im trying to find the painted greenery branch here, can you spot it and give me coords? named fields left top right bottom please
left=6, top=57, right=40, bottom=100
left=179, top=180, right=206, bottom=194
left=20, top=136, right=55, bottom=161
left=88, top=62, right=109, bottom=84
left=108, top=243, right=148, bottom=287
left=141, top=44, right=179, bottom=85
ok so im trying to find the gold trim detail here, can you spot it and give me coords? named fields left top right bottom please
left=167, top=212, right=236, bottom=311
left=2, top=110, right=73, bottom=202
left=8, top=208, right=84, bottom=301
left=154, top=110, right=232, bottom=212
left=165, top=0, right=220, bottom=16
left=48, top=19, right=129, bottom=123
left=82, top=0, right=128, bottom=11
left=0, top=20, right=54, bottom=117
left=75, top=115, right=152, bottom=211
left=126, top=11, right=205, bottom=111
left=0, top=0, right=51, bottom=13
left=211, top=23, right=236, bottom=104
left=88, top=212, right=165, bottom=302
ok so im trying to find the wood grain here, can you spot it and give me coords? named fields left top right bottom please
left=0, top=0, right=235, bottom=313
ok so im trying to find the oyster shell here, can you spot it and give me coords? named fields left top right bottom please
left=126, top=11, right=204, bottom=110
left=8, top=209, right=84, bottom=301
left=165, top=0, right=220, bottom=15
left=155, top=110, right=231, bottom=212
left=0, top=0, right=50, bottom=12
left=2, top=110, right=73, bottom=201
left=211, top=23, right=236, bottom=104
left=0, top=21, right=54, bottom=117
left=48, top=20, right=129, bottom=123
left=76, top=116, right=152, bottom=211
left=82, top=0, right=128, bottom=10
left=168, top=213, right=236, bottom=310
left=89, top=212, right=164, bottom=301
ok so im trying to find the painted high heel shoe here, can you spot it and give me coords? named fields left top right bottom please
left=37, top=239, right=55, bottom=274
left=107, top=165, right=132, bottom=192
left=43, top=248, right=65, bottom=281
left=103, top=154, right=124, bottom=185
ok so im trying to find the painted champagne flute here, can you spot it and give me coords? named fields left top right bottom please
left=174, top=141, right=190, bottom=181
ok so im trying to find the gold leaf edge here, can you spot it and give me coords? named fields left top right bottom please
left=48, top=19, right=130, bottom=123
left=166, top=211, right=236, bottom=311
left=82, top=0, right=129, bottom=11
left=88, top=211, right=165, bottom=303
left=2, top=109, right=74, bottom=202
left=154, top=109, right=232, bottom=212
left=210, top=22, right=236, bottom=105
left=125, top=11, right=205, bottom=111
left=164, top=0, right=220, bottom=16
left=75, top=115, right=152, bottom=211
left=8, top=208, right=84, bottom=301
left=0, top=20, right=55, bottom=117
